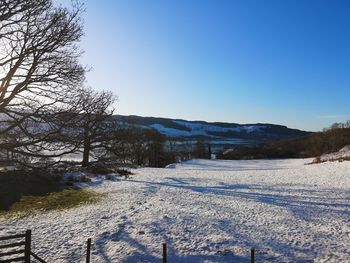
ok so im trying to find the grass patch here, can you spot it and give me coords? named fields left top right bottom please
left=0, top=189, right=106, bottom=219
left=0, top=169, right=62, bottom=210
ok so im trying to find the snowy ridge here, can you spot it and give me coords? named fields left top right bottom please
left=149, top=123, right=209, bottom=137
left=172, top=120, right=265, bottom=136
left=149, top=121, right=266, bottom=139
left=115, top=115, right=310, bottom=142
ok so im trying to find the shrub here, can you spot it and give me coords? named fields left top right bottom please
left=89, top=164, right=114, bottom=174
left=116, top=168, right=134, bottom=176
left=312, top=156, right=322, bottom=164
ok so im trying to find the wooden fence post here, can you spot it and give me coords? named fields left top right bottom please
left=251, top=248, right=255, bottom=263
left=86, top=238, right=91, bottom=263
left=24, top=230, right=31, bottom=263
left=162, top=243, right=167, bottom=263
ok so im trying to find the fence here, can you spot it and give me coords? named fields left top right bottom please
left=1, top=231, right=256, bottom=263
left=85, top=240, right=256, bottom=263
left=0, top=230, right=46, bottom=263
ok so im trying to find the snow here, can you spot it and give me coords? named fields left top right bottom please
left=320, top=145, right=350, bottom=162
left=173, top=121, right=241, bottom=134
left=173, top=121, right=265, bottom=135
left=242, top=125, right=265, bottom=133
left=148, top=121, right=265, bottom=138
left=149, top=124, right=209, bottom=137
left=1, top=159, right=350, bottom=262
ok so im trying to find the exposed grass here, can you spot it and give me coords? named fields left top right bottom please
left=0, top=189, right=106, bottom=219
left=0, top=169, right=106, bottom=219
left=0, top=169, right=62, bottom=210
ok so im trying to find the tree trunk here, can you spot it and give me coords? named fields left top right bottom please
left=82, top=135, right=91, bottom=167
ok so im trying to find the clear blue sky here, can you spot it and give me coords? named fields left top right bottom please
left=60, top=0, right=350, bottom=131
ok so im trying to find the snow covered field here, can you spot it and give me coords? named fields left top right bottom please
left=1, top=159, right=350, bottom=262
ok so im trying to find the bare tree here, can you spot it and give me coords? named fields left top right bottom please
left=0, top=0, right=86, bottom=164
left=0, top=0, right=85, bottom=110
left=73, top=87, right=116, bottom=167
left=194, top=138, right=209, bottom=158
left=108, top=127, right=149, bottom=165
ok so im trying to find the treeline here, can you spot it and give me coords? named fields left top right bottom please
left=217, top=123, right=350, bottom=160
left=107, top=131, right=213, bottom=167
left=107, top=128, right=174, bottom=168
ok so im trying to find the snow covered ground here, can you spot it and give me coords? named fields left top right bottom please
left=1, top=159, right=350, bottom=262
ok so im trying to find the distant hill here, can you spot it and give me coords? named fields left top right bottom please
left=115, top=115, right=310, bottom=150
left=217, top=127, right=350, bottom=160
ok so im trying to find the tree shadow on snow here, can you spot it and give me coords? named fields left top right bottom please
left=128, top=178, right=350, bottom=221
left=92, top=227, right=250, bottom=263
left=212, top=218, right=315, bottom=262
left=94, top=178, right=350, bottom=262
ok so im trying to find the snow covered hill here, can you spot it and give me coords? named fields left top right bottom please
left=320, top=145, right=350, bottom=162
left=2, top=159, right=350, bottom=262
left=115, top=115, right=310, bottom=144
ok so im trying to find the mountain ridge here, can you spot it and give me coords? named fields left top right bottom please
left=115, top=115, right=311, bottom=143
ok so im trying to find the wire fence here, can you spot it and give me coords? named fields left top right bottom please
left=1, top=230, right=257, bottom=263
